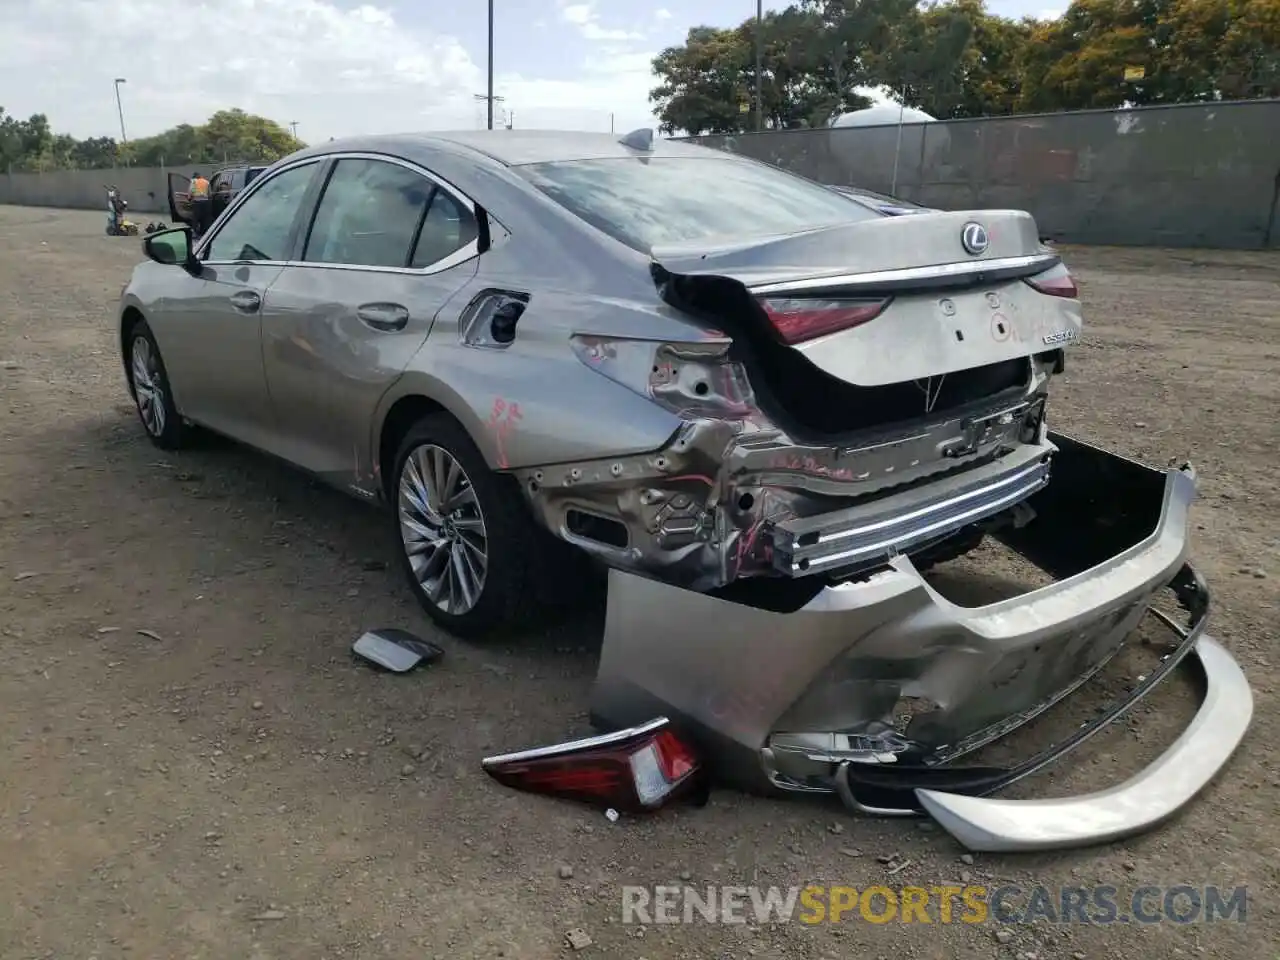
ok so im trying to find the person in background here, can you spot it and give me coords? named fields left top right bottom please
left=189, top=171, right=212, bottom=236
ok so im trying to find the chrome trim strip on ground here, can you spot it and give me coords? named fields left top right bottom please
left=480, top=717, right=670, bottom=767
left=915, top=633, right=1252, bottom=852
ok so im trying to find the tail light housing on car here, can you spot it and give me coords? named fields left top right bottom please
left=1024, top=262, right=1079, bottom=299
left=755, top=296, right=892, bottom=345
left=571, top=335, right=758, bottom=420
left=481, top=717, right=706, bottom=813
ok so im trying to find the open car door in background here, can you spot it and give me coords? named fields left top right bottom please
left=167, top=172, right=194, bottom=227
left=210, top=168, right=239, bottom=219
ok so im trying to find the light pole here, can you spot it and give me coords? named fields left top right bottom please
left=754, top=0, right=763, bottom=132
left=474, top=93, right=505, bottom=129
left=113, top=78, right=128, bottom=142
left=290, top=121, right=299, bottom=140
left=486, top=0, right=495, bottom=130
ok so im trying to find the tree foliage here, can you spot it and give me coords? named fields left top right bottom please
left=651, top=0, right=1280, bottom=134
left=0, top=107, right=304, bottom=173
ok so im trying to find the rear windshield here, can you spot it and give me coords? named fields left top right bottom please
left=516, top=157, right=879, bottom=251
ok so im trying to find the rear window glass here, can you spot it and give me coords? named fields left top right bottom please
left=517, top=157, right=878, bottom=251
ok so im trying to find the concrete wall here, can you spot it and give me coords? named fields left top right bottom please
left=0, top=166, right=175, bottom=216
left=688, top=99, right=1280, bottom=250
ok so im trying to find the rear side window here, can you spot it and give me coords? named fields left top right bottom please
left=303, top=158, right=435, bottom=268
left=410, top=190, right=478, bottom=268
left=517, top=157, right=878, bottom=251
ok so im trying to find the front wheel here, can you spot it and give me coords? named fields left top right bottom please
left=392, top=415, right=555, bottom=639
left=127, top=319, right=188, bottom=450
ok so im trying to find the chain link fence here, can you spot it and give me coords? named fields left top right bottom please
left=684, top=100, right=1280, bottom=249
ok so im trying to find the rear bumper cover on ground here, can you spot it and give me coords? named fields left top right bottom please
left=915, top=632, right=1251, bottom=851
left=588, top=432, right=1252, bottom=852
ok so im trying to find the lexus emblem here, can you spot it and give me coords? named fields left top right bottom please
left=961, top=222, right=989, bottom=256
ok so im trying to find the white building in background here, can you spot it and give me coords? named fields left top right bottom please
left=830, top=104, right=939, bottom=127
left=828, top=103, right=951, bottom=196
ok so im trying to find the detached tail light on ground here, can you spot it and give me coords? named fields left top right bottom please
left=481, top=717, right=706, bottom=812
left=1024, top=262, right=1079, bottom=298
left=756, top=297, right=891, bottom=345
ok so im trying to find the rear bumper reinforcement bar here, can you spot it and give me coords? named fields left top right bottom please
left=770, top=445, right=1051, bottom=577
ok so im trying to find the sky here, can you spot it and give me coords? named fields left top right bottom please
left=0, top=0, right=1065, bottom=143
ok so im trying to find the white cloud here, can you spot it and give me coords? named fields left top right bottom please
left=561, top=3, right=593, bottom=26
left=655, top=8, right=673, bottom=20
left=0, top=0, right=660, bottom=140
left=558, top=0, right=644, bottom=42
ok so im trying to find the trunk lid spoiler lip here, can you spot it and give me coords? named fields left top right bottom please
left=647, top=211, right=1059, bottom=298
left=745, top=253, right=1060, bottom=297
left=650, top=251, right=1061, bottom=300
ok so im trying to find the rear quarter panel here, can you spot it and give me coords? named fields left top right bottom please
left=381, top=285, right=689, bottom=471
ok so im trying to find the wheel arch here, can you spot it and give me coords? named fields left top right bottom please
left=119, top=305, right=146, bottom=395
left=377, top=393, right=451, bottom=501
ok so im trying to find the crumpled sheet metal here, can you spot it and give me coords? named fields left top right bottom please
left=587, top=433, right=1254, bottom=852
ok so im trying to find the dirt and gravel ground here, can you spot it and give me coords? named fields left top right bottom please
left=0, top=205, right=1276, bottom=959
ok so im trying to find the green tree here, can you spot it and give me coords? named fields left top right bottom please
left=0, top=107, right=303, bottom=172
left=650, top=26, right=754, bottom=135
left=1215, top=0, right=1280, bottom=98
left=127, top=109, right=301, bottom=167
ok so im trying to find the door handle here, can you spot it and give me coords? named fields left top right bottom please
left=230, top=289, right=261, bottom=313
left=356, top=303, right=410, bottom=332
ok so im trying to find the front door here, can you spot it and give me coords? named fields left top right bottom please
left=258, top=156, right=481, bottom=488
left=159, top=160, right=324, bottom=448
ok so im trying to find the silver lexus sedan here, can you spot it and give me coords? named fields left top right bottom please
left=118, top=129, right=1250, bottom=852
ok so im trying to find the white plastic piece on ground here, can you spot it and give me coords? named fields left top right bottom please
left=352, top=628, right=443, bottom=673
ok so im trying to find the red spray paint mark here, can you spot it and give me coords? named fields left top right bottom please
left=487, top=397, right=523, bottom=469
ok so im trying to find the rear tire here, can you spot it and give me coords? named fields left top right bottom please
left=126, top=319, right=188, bottom=450
left=392, top=414, right=563, bottom=639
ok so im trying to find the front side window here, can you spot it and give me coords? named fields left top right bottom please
left=517, top=156, right=878, bottom=251
left=206, top=161, right=319, bottom=262
left=303, top=158, right=436, bottom=268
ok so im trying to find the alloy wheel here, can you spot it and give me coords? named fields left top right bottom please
left=397, top=443, right=489, bottom=615
left=131, top=336, right=167, bottom=438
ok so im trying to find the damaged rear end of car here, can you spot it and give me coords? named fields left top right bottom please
left=516, top=208, right=1077, bottom=594
left=499, top=151, right=1250, bottom=851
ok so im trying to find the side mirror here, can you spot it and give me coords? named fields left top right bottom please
left=143, top=226, right=200, bottom=274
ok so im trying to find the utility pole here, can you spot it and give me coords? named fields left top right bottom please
left=289, top=121, right=299, bottom=140
left=610, top=112, right=614, bottom=133
left=487, top=0, right=495, bottom=130
left=754, top=0, right=763, bottom=132
left=474, top=93, right=505, bottom=129
left=113, top=78, right=128, bottom=142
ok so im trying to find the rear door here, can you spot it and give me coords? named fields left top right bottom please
left=167, top=172, right=193, bottom=226
left=258, top=154, right=480, bottom=485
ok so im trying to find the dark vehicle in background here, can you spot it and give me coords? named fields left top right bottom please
left=168, top=163, right=268, bottom=226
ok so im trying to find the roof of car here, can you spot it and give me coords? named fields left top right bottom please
left=306, top=129, right=722, bottom=167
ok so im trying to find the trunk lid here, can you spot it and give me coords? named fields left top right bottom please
left=652, top=209, right=1080, bottom=388
left=651, top=209, right=1046, bottom=288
